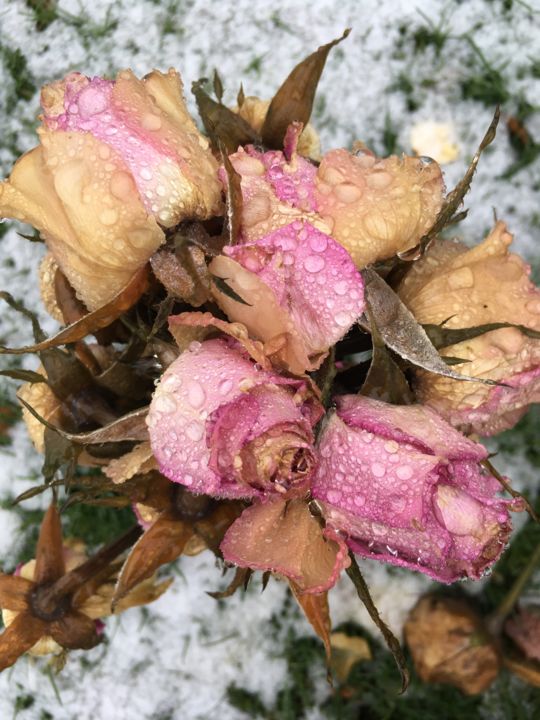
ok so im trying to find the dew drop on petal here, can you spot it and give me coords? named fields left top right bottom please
left=218, top=378, right=233, bottom=395
left=187, top=380, right=206, bottom=409
left=327, top=489, right=342, bottom=504
left=186, top=421, right=204, bottom=441
left=303, top=255, right=326, bottom=273
left=335, top=311, right=352, bottom=327
left=154, top=393, right=177, bottom=414
left=396, top=465, right=413, bottom=480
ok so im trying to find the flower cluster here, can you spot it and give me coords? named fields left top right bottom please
left=0, top=37, right=537, bottom=680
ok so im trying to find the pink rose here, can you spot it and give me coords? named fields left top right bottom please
left=210, top=219, right=365, bottom=374
left=147, top=338, right=323, bottom=499
left=397, top=221, right=540, bottom=435
left=312, top=395, right=515, bottom=582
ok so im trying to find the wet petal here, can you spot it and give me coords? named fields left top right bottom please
left=220, top=499, right=350, bottom=593
left=314, top=149, right=444, bottom=268
left=210, top=220, right=365, bottom=373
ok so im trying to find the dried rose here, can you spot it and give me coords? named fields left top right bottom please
left=41, top=68, right=222, bottom=227
left=312, top=395, right=515, bottom=582
left=398, top=221, right=540, bottom=435
left=505, top=607, right=540, bottom=662
left=147, top=338, right=323, bottom=499
left=210, top=219, right=365, bottom=374
left=314, top=149, right=444, bottom=267
left=234, top=96, right=321, bottom=160
left=405, top=595, right=500, bottom=694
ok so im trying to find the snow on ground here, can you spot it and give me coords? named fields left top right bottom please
left=0, top=0, right=539, bottom=718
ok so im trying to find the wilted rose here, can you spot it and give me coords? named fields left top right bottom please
left=147, top=337, right=323, bottom=499
left=209, top=219, right=365, bottom=374
left=314, top=149, right=444, bottom=268
left=312, top=395, right=515, bottom=582
left=398, top=221, right=540, bottom=435
left=0, top=68, right=222, bottom=310
left=405, top=595, right=500, bottom=694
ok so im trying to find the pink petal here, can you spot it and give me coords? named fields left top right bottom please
left=220, top=499, right=350, bottom=593
left=210, top=220, right=365, bottom=373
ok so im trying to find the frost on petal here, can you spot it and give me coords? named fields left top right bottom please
left=314, top=149, right=444, bottom=268
left=41, top=69, right=222, bottom=227
left=147, top=338, right=322, bottom=499
left=398, top=222, right=540, bottom=435
left=225, top=146, right=330, bottom=242
left=220, top=499, right=350, bottom=593
left=210, top=220, right=365, bottom=374
left=312, top=398, right=513, bottom=582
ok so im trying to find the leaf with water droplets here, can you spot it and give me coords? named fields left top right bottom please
left=402, top=107, right=500, bottom=260
left=346, top=553, right=409, bottom=693
left=362, top=268, right=501, bottom=386
left=360, top=305, right=413, bottom=405
left=0, top=267, right=149, bottom=355
left=261, top=29, right=350, bottom=149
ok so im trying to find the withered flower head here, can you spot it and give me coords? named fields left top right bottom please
left=405, top=595, right=500, bottom=694
left=398, top=221, right=540, bottom=435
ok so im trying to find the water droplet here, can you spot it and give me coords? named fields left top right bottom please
left=186, top=421, right=204, bottom=442
left=303, top=255, right=326, bottom=273
left=187, top=381, right=206, bottom=409
left=396, top=466, right=413, bottom=480
left=141, top=113, right=162, bottom=131
left=218, top=379, right=233, bottom=395
left=371, top=462, right=386, bottom=478
left=335, top=311, right=352, bottom=328
left=354, top=494, right=365, bottom=507
left=154, top=392, right=177, bottom=414
left=188, top=341, right=202, bottom=353
left=140, top=167, right=153, bottom=181
left=309, top=233, right=328, bottom=252
left=183, top=474, right=193, bottom=486
left=99, top=208, right=118, bottom=226
left=334, top=280, right=348, bottom=296
left=327, top=490, right=342, bottom=504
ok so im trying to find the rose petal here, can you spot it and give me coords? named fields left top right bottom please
left=314, top=149, right=444, bottom=268
left=210, top=220, right=365, bottom=373
left=220, top=499, right=350, bottom=593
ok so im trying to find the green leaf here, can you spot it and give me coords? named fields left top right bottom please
left=360, top=305, right=414, bottom=404
left=261, top=28, right=350, bottom=149
left=346, top=553, right=409, bottom=693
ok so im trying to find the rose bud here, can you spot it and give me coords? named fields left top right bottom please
left=505, top=607, right=540, bottom=662
left=224, top=142, right=331, bottom=242
left=405, top=595, right=500, bottom=694
left=234, top=96, right=322, bottom=160
left=312, top=395, right=516, bottom=582
left=147, top=337, right=323, bottom=499
left=313, top=149, right=444, bottom=268
left=397, top=221, right=540, bottom=435
left=209, top=219, right=365, bottom=374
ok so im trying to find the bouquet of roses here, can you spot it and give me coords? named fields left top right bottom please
left=0, top=30, right=539, bottom=691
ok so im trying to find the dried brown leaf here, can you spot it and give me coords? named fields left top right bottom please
left=0, top=266, right=148, bottom=355
left=220, top=145, right=243, bottom=246
left=0, top=574, right=32, bottom=612
left=207, top=567, right=251, bottom=599
left=290, top=582, right=332, bottom=664
left=0, top=612, right=46, bottom=672
left=34, top=504, right=65, bottom=585
left=261, top=29, right=350, bottom=149
left=192, top=79, right=260, bottom=153
left=362, top=268, right=501, bottom=386
left=113, top=512, right=194, bottom=606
